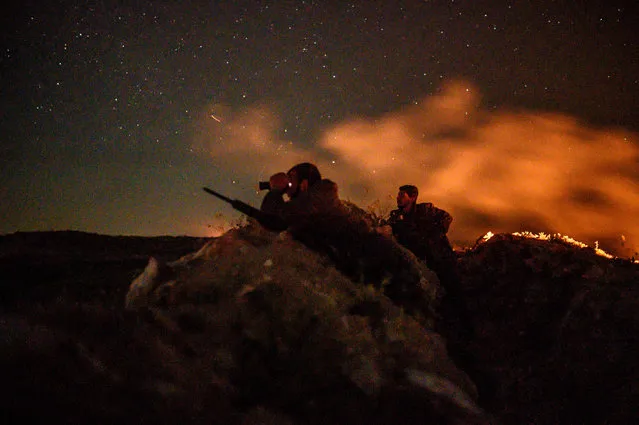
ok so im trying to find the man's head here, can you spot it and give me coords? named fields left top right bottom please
left=287, top=162, right=322, bottom=198
left=397, top=184, right=419, bottom=212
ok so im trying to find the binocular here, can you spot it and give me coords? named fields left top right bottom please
left=258, top=181, right=270, bottom=191
left=258, top=180, right=293, bottom=191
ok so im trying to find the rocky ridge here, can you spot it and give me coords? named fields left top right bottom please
left=0, top=227, right=637, bottom=424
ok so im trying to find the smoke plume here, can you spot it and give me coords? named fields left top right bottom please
left=192, top=81, right=639, bottom=257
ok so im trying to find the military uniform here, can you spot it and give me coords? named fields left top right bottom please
left=388, top=203, right=454, bottom=265
left=388, top=203, right=473, bottom=343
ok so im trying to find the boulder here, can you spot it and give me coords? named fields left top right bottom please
left=124, top=223, right=489, bottom=424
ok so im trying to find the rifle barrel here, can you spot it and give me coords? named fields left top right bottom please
left=202, top=187, right=233, bottom=203
left=202, top=186, right=288, bottom=232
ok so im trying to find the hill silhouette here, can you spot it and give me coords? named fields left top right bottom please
left=0, top=227, right=637, bottom=424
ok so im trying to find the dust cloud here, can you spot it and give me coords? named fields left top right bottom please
left=191, top=81, right=639, bottom=257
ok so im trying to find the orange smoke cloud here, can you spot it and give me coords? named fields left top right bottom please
left=191, top=81, right=639, bottom=257
left=319, top=81, right=639, bottom=257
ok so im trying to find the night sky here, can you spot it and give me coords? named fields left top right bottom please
left=1, top=1, right=638, bottom=255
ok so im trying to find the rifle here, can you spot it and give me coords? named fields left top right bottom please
left=202, top=187, right=288, bottom=232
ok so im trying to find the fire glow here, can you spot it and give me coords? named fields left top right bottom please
left=317, top=81, right=639, bottom=258
left=481, top=230, right=639, bottom=263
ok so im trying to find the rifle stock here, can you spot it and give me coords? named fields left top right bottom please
left=202, top=187, right=288, bottom=232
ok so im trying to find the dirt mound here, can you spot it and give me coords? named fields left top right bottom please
left=123, top=223, right=486, bottom=424
left=459, top=233, right=639, bottom=424
left=1, top=228, right=637, bottom=424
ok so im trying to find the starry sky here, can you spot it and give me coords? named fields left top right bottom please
left=2, top=1, right=638, bottom=255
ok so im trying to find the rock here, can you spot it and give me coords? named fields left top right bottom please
left=123, top=223, right=485, bottom=424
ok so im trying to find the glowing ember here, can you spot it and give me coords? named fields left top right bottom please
left=481, top=231, right=495, bottom=242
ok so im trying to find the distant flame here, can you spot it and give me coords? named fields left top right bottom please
left=481, top=230, right=638, bottom=263
left=481, top=231, right=495, bottom=243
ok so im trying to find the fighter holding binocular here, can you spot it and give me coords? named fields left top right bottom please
left=258, top=162, right=332, bottom=221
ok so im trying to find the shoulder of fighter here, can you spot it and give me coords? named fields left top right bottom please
left=315, top=178, right=339, bottom=192
left=296, top=178, right=344, bottom=215
left=307, top=178, right=339, bottom=202
left=416, top=202, right=448, bottom=215
left=415, top=202, right=434, bottom=212
left=415, top=202, right=452, bottom=231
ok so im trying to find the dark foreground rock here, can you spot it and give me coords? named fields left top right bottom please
left=1, top=228, right=637, bottom=424
left=459, top=233, right=639, bottom=424
left=0, top=230, right=209, bottom=307
left=123, top=223, right=485, bottom=424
